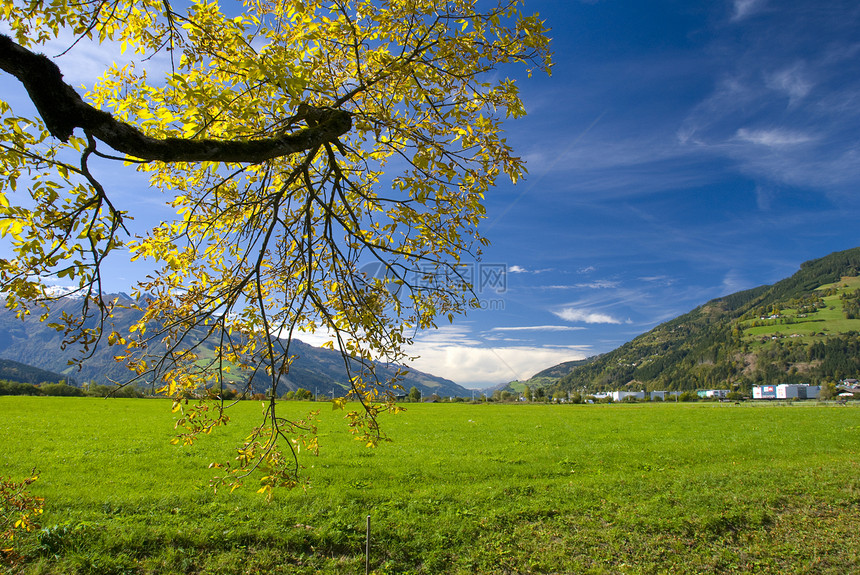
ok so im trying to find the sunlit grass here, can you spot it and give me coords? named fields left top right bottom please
left=2, top=398, right=859, bottom=574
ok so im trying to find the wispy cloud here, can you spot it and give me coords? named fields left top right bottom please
left=720, top=268, right=753, bottom=295
left=0, top=24, right=175, bottom=89
left=766, top=63, right=813, bottom=105
left=553, top=307, right=623, bottom=324
left=490, top=325, right=585, bottom=332
left=506, top=265, right=553, bottom=275
left=671, top=7, right=860, bottom=197
left=576, top=280, right=619, bottom=289
left=732, top=0, right=766, bottom=21
left=538, top=279, right=618, bottom=290
left=735, top=128, right=815, bottom=146
left=638, top=275, right=675, bottom=285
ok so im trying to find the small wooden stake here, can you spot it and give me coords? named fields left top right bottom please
left=365, top=514, right=371, bottom=575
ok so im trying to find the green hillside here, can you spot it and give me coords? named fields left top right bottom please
left=0, top=358, right=70, bottom=385
left=533, top=247, right=860, bottom=394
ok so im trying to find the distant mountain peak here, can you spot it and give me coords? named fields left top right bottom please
left=44, top=285, right=83, bottom=298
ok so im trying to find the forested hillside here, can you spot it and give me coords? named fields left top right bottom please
left=0, top=358, right=69, bottom=385
left=541, top=247, right=860, bottom=394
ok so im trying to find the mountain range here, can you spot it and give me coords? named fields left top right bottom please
left=0, top=294, right=469, bottom=398
left=4, top=247, right=860, bottom=399
left=507, top=247, right=860, bottom=396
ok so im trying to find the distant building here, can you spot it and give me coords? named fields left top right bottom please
left=649, top=391, right=681, bottom=400
left=697, top=389, right=730, bottom=399
left=753, top=384, right=820, bottom=399
left=837, top=381, right=860, bottom=397
left=610, top=391, right=645, bottom=402
left=776, top=384, right=820, bottom=399
left=753, top=385, right=777, bottom=399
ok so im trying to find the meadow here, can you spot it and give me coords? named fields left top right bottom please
left=1, top=397, right=859, bottom=574
left=743, top=275, right=860, bottom=341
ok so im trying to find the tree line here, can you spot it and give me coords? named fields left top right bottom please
left=0, top=380, right=143, bottom=397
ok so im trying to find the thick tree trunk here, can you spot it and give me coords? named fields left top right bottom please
left=0, top=34, right=351, bottom=163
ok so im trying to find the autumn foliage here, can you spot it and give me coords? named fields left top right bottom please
left=0, top=472, right=43, bottom=565
left=0, top=0, right=551, bottom=489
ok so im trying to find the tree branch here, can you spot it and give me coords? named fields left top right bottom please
left=0, top=34, right=351, bottom=163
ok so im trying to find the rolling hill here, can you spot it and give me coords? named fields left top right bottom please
left=0, top=294, right=469, bottom=398
left=0, top=358, right=70, bottom=385
left=516, top=247, right=860, bottom=395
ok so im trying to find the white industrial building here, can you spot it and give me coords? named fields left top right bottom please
left=776, top=384, right=820, bottom=399
left=697, top=389, right=730, bottom=399
left=753, top=384, right=820, bottom=400
left=610, top=390, right=645, bottom=401
left=753, top=385, right=776, bottom=399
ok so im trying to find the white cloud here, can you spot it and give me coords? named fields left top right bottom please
left=677, top=76, right=752, bottom=145
left=638, top=275, right=676, bottom=286
left=735, top=128, right=815, bottom=146
left=552, top=307, right=622, bottom=324
left=283, top=323, right=592, bottom=388
left=506, top=265, right=552, bottom=275
left=674, top=13, right=860, bottom=195
left=0, top=25, right=174, bottom=89
left=408, top=324, right=482, bottom=347
left=292, top=329, right=339, bottom=349
left=490, top=325, right=585, bottom=332
left=576, top=280, right=619, bottom=289
left=732, top=0, right=765, bottom=21
left=370, top=324, right=593, bottom=387
left=405, top=342, right=590, bottom=388
left=720, top=269, right=752, bottom=295
left=767, top=64, right=813, bottom=105
left=539, top=280, right=618, bottom=290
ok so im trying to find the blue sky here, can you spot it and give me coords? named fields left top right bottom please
left=3, top=0, right=860, bottom=389
left=404, top=0, right=860, bottom=387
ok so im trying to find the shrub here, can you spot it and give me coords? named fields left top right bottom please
left=1, top=472, right=43, bottom=566
left=0, top=381, right=39, bottom=396
left=85, top=383, right=144, bottom=398
left=38, top=383, right=84, bottom=397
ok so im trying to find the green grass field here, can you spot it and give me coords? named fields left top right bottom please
left=2, top=397, right=859, bottom=574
